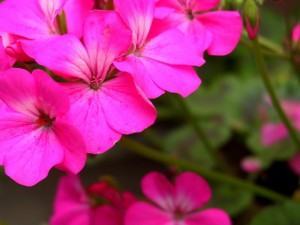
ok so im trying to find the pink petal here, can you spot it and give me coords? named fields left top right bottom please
left=0, top=0, right=52, bottom=39
left=114, top=0, right=156, bottom=47
left=53, top=121, right=87, bottom=174
left=83, top=10, right=131, bottom=79
left=51, top=175, right=91, bottom=225
left=190, top=0, right=221, bottom=11
left=99, top=73, right=157, bottom=134
left=143, top=28, right=205, bottom=66
left=64, top=0, right=94, bottom=37
left=261, top=123, right=288, bottom=146
left=66, top=83, right=121, bottom=154
left=116, top=57, right=201, bottom=98
left=197, top=11, right=243, bottom=56
left=39, top=0, right=67, bottom=23
left=125, top=202, right=172, bottom=225
left=0, top=68, right=37, bottom=117
left=141, top=172, right=175, bottom=210
left=93, top=205, right=122, bottom=225
left=0, top=37, right=15, bottom=71
left=185, top=209, right=231, bottom=225
left=114, top=56, right=165, bottom=99
left=0, top=120, right=64, bottom=186
left=175, top=172, right=212, bottom=212
left=22, top=35, right=91, bottom=82
left=33, top=69, right=70, bottom=117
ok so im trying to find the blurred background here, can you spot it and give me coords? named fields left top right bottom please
left=1, top=0, right=300, bottom=224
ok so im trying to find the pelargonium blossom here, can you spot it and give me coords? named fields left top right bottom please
left=23, top=11, right=157, bottom=153
left=113, top=0, right=204, bottom=99
left=51, top=175, right=136, bottom=225
left=126, top=172, right=231, bottom=225
left=0, top=68, right=87, bottom=186
left=261, top=100, right=300, bottom=146
left=155, top=0, right=243, bottom=56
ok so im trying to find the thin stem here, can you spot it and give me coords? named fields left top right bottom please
left=121, top=137, right=290, bottom=203
left=252, top=39, right=300, bottom=148
left=173, top=96, right=231, bottom=171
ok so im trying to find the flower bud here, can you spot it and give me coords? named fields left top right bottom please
left=243, top=0, right=260, bottom=40
left=241, top=156, right=262, bottom=173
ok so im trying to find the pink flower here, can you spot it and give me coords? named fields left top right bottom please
left=113, top=0, right=203, bottom=98
left=289, top=153, right=300, bottom=176
left=0, top=68, right=87, bottom=186
left=23, top=11, right=157, bottom=154
left=241, top=157, right=262, bottom=174
left=0, top=0, right=94, bottom=39
left=126, top=172, right=231, bottom=225
left=261, top=100, right=300, bottom=146
left=292, top=24, right=300, bottom=43
left=51, top=175, right=136, bottom=225
left=155, top=0, right=243, bottom=56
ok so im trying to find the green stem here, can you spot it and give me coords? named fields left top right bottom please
left=173, top=96, right=231, bottom=171
left=121, top=137, right=290, bottom=203
left=253, top=39, right=300, bottom=148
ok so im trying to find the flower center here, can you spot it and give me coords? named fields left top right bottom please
left=36, top=111, right=55, bottom=128
left=90, top=77, right=102, bottom=90
left=186, top=9, right=195, bottom=20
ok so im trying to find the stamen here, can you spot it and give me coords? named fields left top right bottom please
left=36, top=111, right=55, bottom=128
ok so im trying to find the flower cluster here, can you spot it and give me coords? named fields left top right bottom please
left=0, top=0, right=242, bottom=186
left=51, top=172, right=231, bottom=225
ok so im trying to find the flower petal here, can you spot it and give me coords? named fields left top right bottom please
left=197, top=11, right=242, bottom=56
left=0, top=36, right=15, bottom=71
left=141, top=172, right=175, bottom=210
left=143, top=28, right=205, bottom=66
left=93, top=205, right=122, bottom=225
left=185, top=208, right=231, bottom=225
left=66, top=83, right=121, bottom=154
left=83, top=10, right=131, bottom=79
left=99, top=73, right=157, bottom=134
left=125, top=202, right=172, bottom=225
left=114, top=0, right=156, bottom=47
left=51, top=175, right=91, bottom=225
left=39, top=0, right=67, bottom=23
left=261, top=123, right=288, bottom=146
left=175, top=172, right=211, bottom=212
left=22, top=35, right=91, bottom=81
left=190, top=0, right=221, bottom=11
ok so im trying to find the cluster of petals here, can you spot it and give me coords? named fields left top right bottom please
left=51, top=172, right=231, bottom=225
left=125, top=172, right=231, bottom=225
left=51, top=175, right=136, bottom=225
left=0, top=0, right=242, bottom=186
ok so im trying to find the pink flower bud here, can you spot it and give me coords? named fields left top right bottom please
left=241, top=157, right=262, bottom=173
left=292, top=24, right=300, bottom=43
left=243, top=0, right=260, bottom=40
left=289, top=153, right=300, bottom=176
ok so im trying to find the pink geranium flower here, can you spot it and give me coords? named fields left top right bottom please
left=0, top=0, right=94, bottom=39
left=51, top=175, right=136, bottom=225
left=261, top=100, right=300, bottom=146
left=155, top=0, right=243, bottom=56
left=126, top=172, right=231, bottom=225
left=0, top=68, right=87, bottom=186
left=113, top=0, right=204, bottom=98
left=23, top=11, right=157, bottom=154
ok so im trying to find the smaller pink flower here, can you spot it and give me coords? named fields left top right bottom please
left=51, top=175, right=136, bottom=225
left=289, top=153, right=300, bottom=176
left=241, top=157, right=262, bottom=174
left=126, top=172, right=231, bottom=225
left=292, top=24, right=300, bottom=44
left=261, top=100, right=300, bottom=146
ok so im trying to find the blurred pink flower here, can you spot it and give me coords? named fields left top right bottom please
left=241, top=157, right=262, bottom=174
left=292, top=24, right=300, bottom=43
left=289, top=153, right=300, bottom=176
left=155, top=0, right=243, bottom=56
left=113, top=0, right=203, bottom=98
left=261, top=100, right=300, bottom=146
left=0, top=68, right=87, bottom=186
left=0, top=0, right=94, bottom=39
left=23, top=11, right=157, bottom=154
left=51, top=175, right=136, bottom=225
left=126, top=172, right=231, bottom=225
